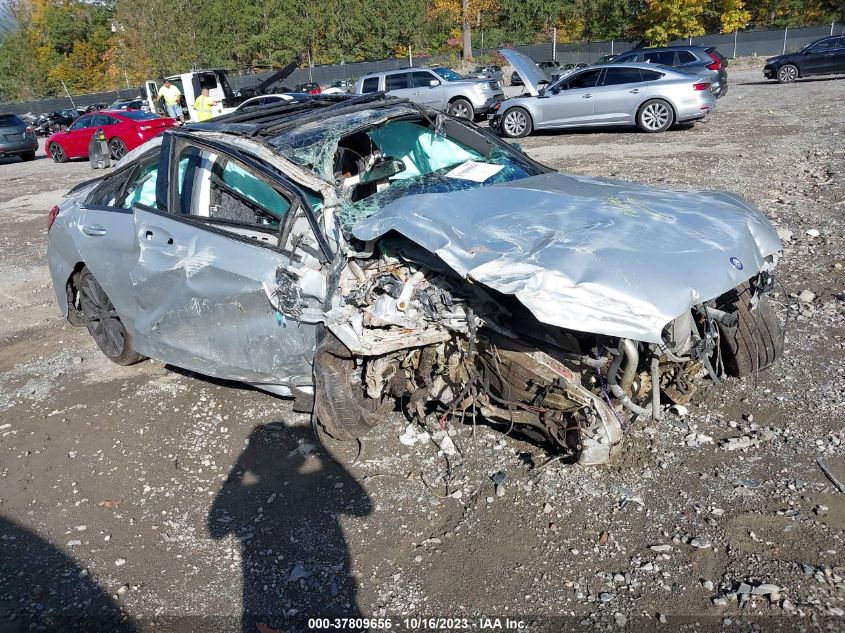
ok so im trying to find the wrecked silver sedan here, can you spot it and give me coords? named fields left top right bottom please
left=47, top=94, right=783, bottom=464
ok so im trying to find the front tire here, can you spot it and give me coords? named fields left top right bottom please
left=48, top=142, right=67, bottom=163
left=777, top=64, right=798, bottom=84
left=78, top=268, right=144, bottom=366
left=716, top=282, right=783, bottom=377
left=637, top=99, right=674, bottom=133
left=500, top=107, right=533, bottom=138
left=447, top=98, right=474, bottom=120
left=312, top=332, right=380, bottom=441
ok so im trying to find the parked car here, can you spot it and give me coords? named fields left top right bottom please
left=321, top=79, right=353, bottom=94
left=110, top=98, right=147, bottom=111
left=594, top=54, right=618, bottom=64
left=46, top=92, right=783, bottom=466
left=610, top=45, right=728, bottom=97
left=34, top=109, right=84, bottom=136
left=84, top=103, right=108, bottom=113
left=466, top=65, right=503, bottom=80
left=0, top=114, right=38, bottom=162
left=353, top=67, right=503, bottom=119
left=45, top=110, right=176, bottom=162
left=763, top=35, right=845, bottom=83
left=490, top=49, right=716, bottom=137
left=294, top=83, right=322, bottom=94
left=234, top=94, right=297, bottom=111
left=511, top=69, right=524, bottom=86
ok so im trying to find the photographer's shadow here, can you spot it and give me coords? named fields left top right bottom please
left=209, top=423, right=371, bottom=632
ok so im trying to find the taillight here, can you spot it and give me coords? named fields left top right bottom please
left=706, top=52, right=722, bottom=71
left=47, top=205, right=60, bottom=231
left=693, top=82, right=711, bottom=91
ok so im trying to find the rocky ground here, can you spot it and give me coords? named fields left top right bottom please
left=1, top=70, right=844, bottom=633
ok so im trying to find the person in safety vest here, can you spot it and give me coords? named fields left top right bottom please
left=194, top=87, right=216, bottom=122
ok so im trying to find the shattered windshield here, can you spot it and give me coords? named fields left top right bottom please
left=336, top=118, right=534, bottom=230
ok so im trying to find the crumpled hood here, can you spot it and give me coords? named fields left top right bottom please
left=352, top=172, right=782, bottom=344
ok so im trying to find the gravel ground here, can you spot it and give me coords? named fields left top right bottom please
left=1, top=70, right=844, bottom=633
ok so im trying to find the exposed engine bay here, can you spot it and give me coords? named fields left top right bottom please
left=313, top=238, right=782, bottom=465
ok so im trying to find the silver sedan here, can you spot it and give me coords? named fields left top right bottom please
left=491, top=49, right=716, bottom=137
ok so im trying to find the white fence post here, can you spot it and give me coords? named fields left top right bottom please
left=782, top=27, right=788, bottom=54
left=831, top=22, right=835, bottom=36
left=733, top=30, right=738, bottom=58
left=611, top=39, right=614, bottom=55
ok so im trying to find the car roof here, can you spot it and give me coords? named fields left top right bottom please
left=192, top=93, right=412, bottom=138
left=624, top=45, right=709, bottom=52
left=571, top=62, right=686, bottom=74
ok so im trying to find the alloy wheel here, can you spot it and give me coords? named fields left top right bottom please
left=503, top=110, right=527, bottom=137
left=778, top=65, right=798, bottom=83
left=79, top=273, right=125, bottom=359
left=49, top=143, right=65, bottom=162
left=109, top=138, right=127, bottom=160
left=641, top=103, right=670, bottom=131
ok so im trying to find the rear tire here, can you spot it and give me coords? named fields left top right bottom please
left=637, top=99, right=674, bottom=133
left=716, top=282, right=783, bottom=377
left=109, top=137, right=127, bottom=160
left=78, top=267, right=145, bottom=366
left=20, top=151, right=35, bottom=162
left=777, top=64, right=799, bottom=84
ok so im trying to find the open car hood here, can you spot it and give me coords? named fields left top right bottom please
left=499, top=48, right=550, bottom=96
left=351, top=172, right=782, bottom=343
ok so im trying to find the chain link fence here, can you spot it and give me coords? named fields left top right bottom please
left=3, top=22, right=843, bottom=115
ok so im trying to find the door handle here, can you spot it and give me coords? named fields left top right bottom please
left=582, top=93, right=592, bottom=99
left=81, top=224, right=107, bottom=237
left=629, top=88, right=640, bottom=93
left=412, top=91, right=421, bottom=95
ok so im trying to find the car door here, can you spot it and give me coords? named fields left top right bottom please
left=62, top=115, right=95, bottom=157
left=72, top=159, right=153, bottom=327
left=410, top=70, right=445, bottom=108
left=127, top=134, right=332, bottom=386
left=537, top=69, right=603, bottom=128
left=590, top=67, right=648, bottom=124
left=384, top=71, right=415, bottom=101
left=802, top=38, right=837, bottom=74
left=831, top=37, right=845, bottom=73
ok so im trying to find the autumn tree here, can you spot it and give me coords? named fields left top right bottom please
left=429, top=0, right=500, bottom=59
left=639, top=0, right=707, bottom=45
left=720, top=0, right=751, bottom=32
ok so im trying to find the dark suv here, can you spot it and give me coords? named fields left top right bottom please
left=0, top=114, right=38, bottom=162
left=611, top=45, right=728, bottom=97
left=763, top=35, right=845, bottom=83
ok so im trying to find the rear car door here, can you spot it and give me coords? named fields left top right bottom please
left=802, top=38, right=838, bottom=74
left=538, top=69, right=603, bottom=127
left=831, top=37, right=845, bottom=73
left=384, top=72, right=415, bottom=101
left=127, top=134, right=332, bottom=386
left=591, top=67, right=647, bottom=124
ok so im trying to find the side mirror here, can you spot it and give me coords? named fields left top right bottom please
left=429, top=79, right=441, bottom=87
left=360, top=157, right=406, bottom=183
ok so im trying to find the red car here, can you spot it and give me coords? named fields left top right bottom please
left=45, top=110, right=177, bottom=163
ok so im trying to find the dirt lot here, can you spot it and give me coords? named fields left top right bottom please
left=1, top=70, right=844, bottom=632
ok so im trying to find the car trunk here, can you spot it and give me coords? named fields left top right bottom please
left=0, top=116, right=27, bottom=141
